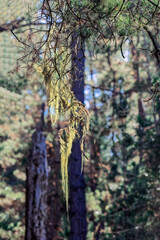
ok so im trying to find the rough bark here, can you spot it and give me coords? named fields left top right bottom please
left=46, top=119, right=62, bottom=240
left=25, top=104, right=48, bottom=240
left=130, top=38, right=144, bottom=163
left=68, top=33, right=87, bottom=240
left=89, top=60, right=101, bottom=193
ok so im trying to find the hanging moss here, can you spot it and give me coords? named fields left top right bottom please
left=34, top=24, right=90, bottom=209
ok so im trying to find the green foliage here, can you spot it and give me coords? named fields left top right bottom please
left=0, top=4, right=42, bottom=236
left=0, top=86, right=36, bottom=239
left=0, top=73, right=28, bottom=94
left=83, top=29, right=160, bottom=239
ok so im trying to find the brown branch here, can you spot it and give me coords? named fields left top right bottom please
left=147, top=0, right=160, bottom=9
left=10, top=29, right=30, bottom=47
left=0, top=18, right=25, bottom=32
left=0, top=18, right=48, bottom=33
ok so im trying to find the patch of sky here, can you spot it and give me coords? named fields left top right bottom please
left=44, top=108, right=48, bottom=117
left=42, top=95, right=47, bottom=101
left=27, top=90, right=32, bottom=94
left=118, top=79, right=123, bottom=84
left=56, top=16, right=62, bottom=23
left=84, top=100, right=90, bottom=109
left=38, top=89, right=45, bottom=97
left=37, top=9, right=48, bottom=24
left=84, top=84, right=91, bottom=96
left=96, top=102, right=103, bottom=108
left=110, top=87, right=114, bottom=92
left=107, top=132, right=118, bottom=143
left=108, top=132, right=113, bottom=140
left=85, top=66, right=97, bottom=74
left=123, top=50, right=130, bottom=62
left=106, top=116, right=111, bottom=122
left=84, top=85, right=93, bottom=105
left=43, top=34, right=47, bottom=41
left=110, top=151, right=113, bottom=156
left=120, top=39, right=130, bottom=62
left=39, top=50, right=43, bottom=59
left=25, top=104, right=30, bottom=110
left=104, top=90, right=112, bottom=96
left=37, top=0, right=43, bottom=7
left=94, top=89, right=102, bottom=98
left=49, top=106, right=54, bottom=115
left=120, top=89, right=124, bottom=94
left=86, top=71, right=98, bottom=84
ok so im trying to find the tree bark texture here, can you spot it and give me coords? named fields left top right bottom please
left=46, top=123, right=62, bottom=240
left=25, top=130, right=48, bottom=240
left=68, top=33, right=87, bottom=240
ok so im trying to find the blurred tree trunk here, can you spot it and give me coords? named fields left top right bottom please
left=68, top=32, right=87, bottom=240
left=46, top=118, right=62, bottom=240
left=130, top=38, right=145, bottom=163
left=25, top=103, right=49, bottom=240
left=89, top=60, right=101, bottom=192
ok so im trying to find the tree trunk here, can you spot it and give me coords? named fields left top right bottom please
left=68, top=33, right=87, bottom=240
left=25, top=104, right=48, bottom=240
left=46, top=119, right=62, bottom=240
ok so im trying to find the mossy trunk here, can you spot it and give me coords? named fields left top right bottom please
left=68, top=33, right=87, bottom=240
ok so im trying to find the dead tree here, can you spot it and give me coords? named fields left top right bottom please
left=25, top=103, right=49, bottom=240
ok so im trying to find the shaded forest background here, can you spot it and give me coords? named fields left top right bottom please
left=0, top=0, right=160, bottom=239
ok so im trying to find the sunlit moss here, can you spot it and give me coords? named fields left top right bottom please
left=34, top=26, right=90, bottom=209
